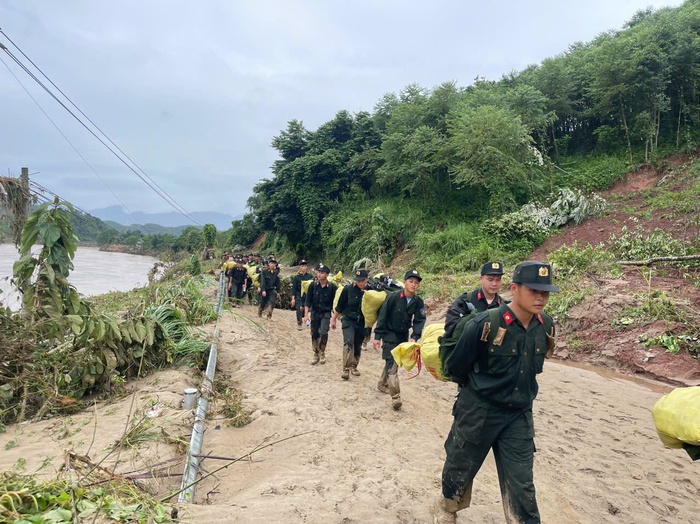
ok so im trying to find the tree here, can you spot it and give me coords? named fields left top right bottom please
left=202, top=223, right=217, bottom=249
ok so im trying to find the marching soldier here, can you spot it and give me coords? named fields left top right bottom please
left=258, top=257, right=280, bottom=319
left=291, top=260, right=314, bottom=330
left=304, top=263, right=337, bottom=365
left=332, top=268, right=369, bottom=380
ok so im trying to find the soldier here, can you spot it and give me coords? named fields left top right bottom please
left=444, top=262, right=506, bottom=338
left=258, top=257, right=280, bottom=319
left=432, top=261, right=559, bottom=524
left=372, top=269, right=426, bottom=410
left=304, top=263, right=337, bottom=365
left=291, top=260, right=313, bottom=330
left=228, top=258, right=249, bottom=306
left=332, top=268, right=369, bottom=380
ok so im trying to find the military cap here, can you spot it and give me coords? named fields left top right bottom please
left=512, top=261, right=560, bottom=292
left=299, top=259, right=308, bottom=265
left=481, top=261, right=504, bottom=275
left=316, top=263, right=330, bottom=274
left=354, top=268, right=369, bottom=281
left=267, top=257, right=277, bottom=265
left=404, top=269, right=422, bottom=282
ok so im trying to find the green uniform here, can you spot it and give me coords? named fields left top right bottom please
left=442, top=303, right=555, bottom=524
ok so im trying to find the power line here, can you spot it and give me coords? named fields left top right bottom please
left=0, top=53, right=156, bottom=236
left=0, top=30, right=202, bottom=226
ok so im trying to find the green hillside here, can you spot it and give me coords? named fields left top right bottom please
left=227, top=1, right=700, bottom=271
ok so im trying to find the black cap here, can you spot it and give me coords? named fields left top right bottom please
left=316, top=263, right=330, bottom=274
left=267, top=257, right=277, bottom=264
left=512, top=261, right=560, bottom=292
left=481, top=262, right=504, bottom=275
left=404, top=269, right=422, bottom=282
left=300, top=259, right=308, bottom=265
left=354, top=269, right=369, bottom=281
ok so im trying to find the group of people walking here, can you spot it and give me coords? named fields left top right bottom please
left=225, top=252, right=560, bottom=524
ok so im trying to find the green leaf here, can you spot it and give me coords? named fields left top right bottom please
left=39, top=221, right=62, bottom=247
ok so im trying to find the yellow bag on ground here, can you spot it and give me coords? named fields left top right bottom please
left=420, top=323, right=449, bottom=381
left=301, top=279, right=313, bottom=297
left=652, top=386, right=700, bottom=448
left=362, top=290, right=387, bottom=327
left=391, top=342, right=421, bottom=372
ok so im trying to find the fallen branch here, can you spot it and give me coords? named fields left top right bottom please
left=619, top=254, right=700, bottom=266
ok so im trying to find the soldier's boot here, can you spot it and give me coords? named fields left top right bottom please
left=257, top=304, right=264, bottom=318
left=297, top=319, right=303, bottom=331
left=341, top=343, right=353, bottom=380
left=265, top=304, right=274, bottom=320
left=361, top=328, right=372, bottom=350
left=377, top=368, right=390, bottom=394
left=319, top=336, right=328, bottom=364
left=430, top=497, right=459, bottom=524
left=388, top=364, right=402, bottom=410
left=310, top=339, right=320, bottom=365
left=351, top=354, right=361, bottom=376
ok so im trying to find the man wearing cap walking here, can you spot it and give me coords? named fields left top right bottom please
left=304, top=264, right=338, bottom=365
left=373, top=269, right=427, bottom=410
left=444, top=262, right=506, bottom=338
left=258, top=257, right=281, bottom=319
left=227, top=258, right=249, bottom=306
left=332, top=268, right=369, bottom=380
left=291, top=260, right=313, bottom=330
left=432, top=261, right=558, bottom=524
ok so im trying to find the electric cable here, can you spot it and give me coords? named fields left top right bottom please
left=0, top=31, right=202, bottom=226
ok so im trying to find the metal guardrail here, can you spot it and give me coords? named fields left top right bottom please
left=178, top=270, right=226, bottom=503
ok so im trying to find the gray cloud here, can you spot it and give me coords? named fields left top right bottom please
left=0, top=0, right=683, bottom=223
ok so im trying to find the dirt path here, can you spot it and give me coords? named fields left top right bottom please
left=181, top=305, right=699, bottom=523
left=0, top=303, right=697, bottom=523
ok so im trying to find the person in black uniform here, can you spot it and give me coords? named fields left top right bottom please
left=432, top=261, right=559, bottom=524
left=304, top=263, right=337, bottom=365
left=291, top=260, right=313, bottom=330
left=228, top=258, right=249, bottom=306
left=444, top=262, right=506, bottom=338
left=258, top=257, right=280, bottom=319
left=372, top=269, right=426, bottom=410
left=332, top=268, right=369, bottom=380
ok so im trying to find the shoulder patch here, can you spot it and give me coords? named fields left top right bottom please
left=503, top=311, right=514, bottom=325
left=419, top=308, right=426, bottom=316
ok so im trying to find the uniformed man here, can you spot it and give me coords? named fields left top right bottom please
left=228, top=258, right=249, bottom=306
left=332, top=268, right=369, bottom=380
left=444, top=261, right=506, bottom=338
left=372, top=269, right=426, bottom=410
left=432, top=261, right=559, bottom=524
left=291, top=260, right=314, bottom=330
left=304, top=263, right=337, bottom=365
left=258, top=257, right=280, bottom=319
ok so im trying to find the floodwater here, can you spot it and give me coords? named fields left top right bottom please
left=0, top=244, right=158, bottom=310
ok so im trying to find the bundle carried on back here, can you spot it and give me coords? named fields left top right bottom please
left=652, top=386, right=700, bottom=460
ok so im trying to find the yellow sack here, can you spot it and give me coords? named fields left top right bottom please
left=652, top=386, right=700, bottom=448
left=245, top=264, right=257, bottom=278
left=301, top=279, right=313, bottom=297
left=251, top=272, right=260, bottom=287
left=333, top=286, right=343, bottom=312
left=391, top=342, right=421, bottom=372
left=361, top=290, right=387, bottom=328
left=330, top=271, right=343, bottom=286
left=420, top=323, right=449, bottom=381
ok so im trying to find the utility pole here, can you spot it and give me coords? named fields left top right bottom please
left=20, top=167, right=30, bottom=219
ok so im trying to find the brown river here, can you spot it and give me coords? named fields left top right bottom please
left=0, top=243, right=158, bottom=310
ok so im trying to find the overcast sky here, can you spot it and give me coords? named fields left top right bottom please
left=0, top=0, right=684, bottom=225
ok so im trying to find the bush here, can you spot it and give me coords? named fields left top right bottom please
left=548, top=242, right=618, bottom=276
left=608, top=225, right=693, bottom=260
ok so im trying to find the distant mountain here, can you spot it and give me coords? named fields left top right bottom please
left=89, top=206, right=237, bottom=230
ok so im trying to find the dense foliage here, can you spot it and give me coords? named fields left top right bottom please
left=228, top=1, right=700, bottom=269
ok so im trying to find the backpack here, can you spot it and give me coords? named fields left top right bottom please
left=438, top=309, right=554, bottom=382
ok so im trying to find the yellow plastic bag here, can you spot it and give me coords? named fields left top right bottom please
left=652, top=386, right=700, bottom=448
left=245, top=265, right=257, bottom=278
left=301, top=279, right=313, bottom=297
left=420, top=323, right=449, bottom=381
left=391, top=341, right=421, bottom=372
left=361, top=290, right=387, bottom=328
left=330, top=271, right=343, bottom=286
left=333, top=286, right=343, bottom=312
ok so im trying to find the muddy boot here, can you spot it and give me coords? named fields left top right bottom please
left=297, top=320, right=303, bottom=331
left=310, top=339, right=320, bottom=365
left=351, top=354, right=361, bottom=376
left=257, top=304, right=264, bottom=318
left=319, top=336, right=328, bottom=364
left=388, top=364, right=401, bottom=410
left=341, top=344, right=353, bottom=380
left=265, top=304, right=274, bottom=320
left=430, top=497, right=459, bottom=524
left=377, top=368, right=389, bottom=394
